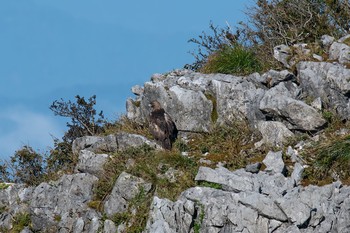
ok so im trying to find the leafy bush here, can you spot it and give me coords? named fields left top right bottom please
left=9, top=146, right=45, bottom=186
left=187, top=22, right=237, bottom=71
left=46, top=138, right=77, bottom=175
left=0, top=95, right=104, bottom=186
left=50, top=95, right=105, bottom=143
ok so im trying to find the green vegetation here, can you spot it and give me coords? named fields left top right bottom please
left=197, top=181, right=222, bottom=189
left=54, top=215, right=62, bottom=222
left=189, top=121, right=261, bottom=170
left=188, top=0, right=350, bottom=74
left=0, top=95, right=103, bottom=185
left=194, top=203, right=205, bottom=233
left=94, top=144, right=198, bottom=202
left=302, top=132, right=350, bottom=186
left=12, top=212, right=31, bottom=233
left=0, top=1, right=350, bottom=231
left=200, top=45, right=262, bottom=75
left=0, top=183, right=10, bottom=190
left=204, top=93, right=218, bottom=123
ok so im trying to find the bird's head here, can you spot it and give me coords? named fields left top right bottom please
left=149, top=100, right=162, bottom=110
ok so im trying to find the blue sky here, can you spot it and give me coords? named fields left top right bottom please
left=0, top=0, right=250, bottom=159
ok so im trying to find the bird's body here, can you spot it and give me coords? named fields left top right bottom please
left=149, top=101, right=177, bottom=150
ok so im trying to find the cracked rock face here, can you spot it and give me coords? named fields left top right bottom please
left=145, top=151, right=350, bottom=233
left=104, top=172, right=152, bottom=218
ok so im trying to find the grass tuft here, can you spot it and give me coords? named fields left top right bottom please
left=12, top=212, right=31, bottom=233
left=200, top=45, right=262, bottom=76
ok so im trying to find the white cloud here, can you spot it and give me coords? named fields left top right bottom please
left=0, top=106, right=64, bottom=160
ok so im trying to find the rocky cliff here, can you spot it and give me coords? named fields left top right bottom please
left=1, top=34, right=350, bottom=233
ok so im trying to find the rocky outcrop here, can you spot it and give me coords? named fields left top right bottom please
left=72, top=132, right=161, bottom=154
left=30, top=173, right=99, bottom=232
left=2, top=34, right=350, bottom=232
left=146, top=153, right=350, bottom=233
left=126, top=33, right=350, bottom=139
left=104, top=172, right=152, bottom=218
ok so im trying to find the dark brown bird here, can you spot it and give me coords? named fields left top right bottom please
left=149, top=100, right=177, bottom=150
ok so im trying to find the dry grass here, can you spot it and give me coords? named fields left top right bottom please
left=188, top=120, right=261, bottom=170
left=300, top=119, right=350, bottom=186
left=103, top=115, right=152, bottom=138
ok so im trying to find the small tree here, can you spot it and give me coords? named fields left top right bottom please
left=50, top=95, right=105, bottom=143
left=46, top=137, right=76, bottom=173
left=0, top=163, right=11, bottom=183
left=10, top=146, right=44, bottom=186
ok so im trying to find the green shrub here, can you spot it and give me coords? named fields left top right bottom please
left=12, top=212, right=31, bottom=233
left=50, top=95, right=105, bottom=144
left=188, top=0, right=350, bottom=72
left=200, top=45, right=262, bottom=75
left=10, top=146, right=45, bottom=186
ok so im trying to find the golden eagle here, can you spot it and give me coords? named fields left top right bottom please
left=149, top=100, right=177, bottom=150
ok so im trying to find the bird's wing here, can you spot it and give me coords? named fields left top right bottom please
left=164, top=113, right=176, bottom=134
left=150, top=113, right=167, bottom=139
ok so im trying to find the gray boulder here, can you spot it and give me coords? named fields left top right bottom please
left=145, top=197, right=195, bottom=233
left=104, top=172, right=152, bottom=218
left=255, top=121, right=294, bottom=148
left=263, top=151, right=286, bottom=175
left=103, top=220, right=117, bottom=233
left=74, top=150, right=109, bottom=177
left=320, top=35, right=335, bottom=47
left=116, top=132, right=161, bottom=151
left=329, top=42, right=350, bottom=65
left=209, top=77, right=266, bottom=126
left=29, top=173, right=99, bottom=232
left=138, top=81, right=213, bottom=132
left=245, top=162, right=262, bottom=174
left=260, top=82, right=326, bottom=131
left=195, top=166, right=255, bottom=193
left=291, top=163, right=304, bottom=186
left=72, top=132, right=160, bottom=155
left=260, top=69, right=296, bottom=87
left=298, top=61, right=350, bottom=120
left=72, top=134, right=118, bottom=154
left=274, top=44, right=292, bottom=68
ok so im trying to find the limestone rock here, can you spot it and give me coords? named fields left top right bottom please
left=103, top=220, right=117, bottom=233
left=210, top=77, right=266, bottom=126
left=274, top=44, right=292, bottom=68
left=72, top=132, right=160, bottom=154
left=245, top=162, right=262, bottom=174
left=104, top=172, right=152, bottom=218
left=261, top=69, right=296, bottom=87
left=195, top=166, right=254, bottom=193
left=329, top=42, right=350, bottom=64
left=29, top=173, right=99, bottom=231
left=320, top=34, right=335, bottom=47
left=260, top=83, right=327, bottom=131
left=262, top=151, right=286, bottom=175
left=255, top=121, right=294, bottom=148
left=298, top=61, right=350, bottom=120
left=74, top=150, right=109, bottom=177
